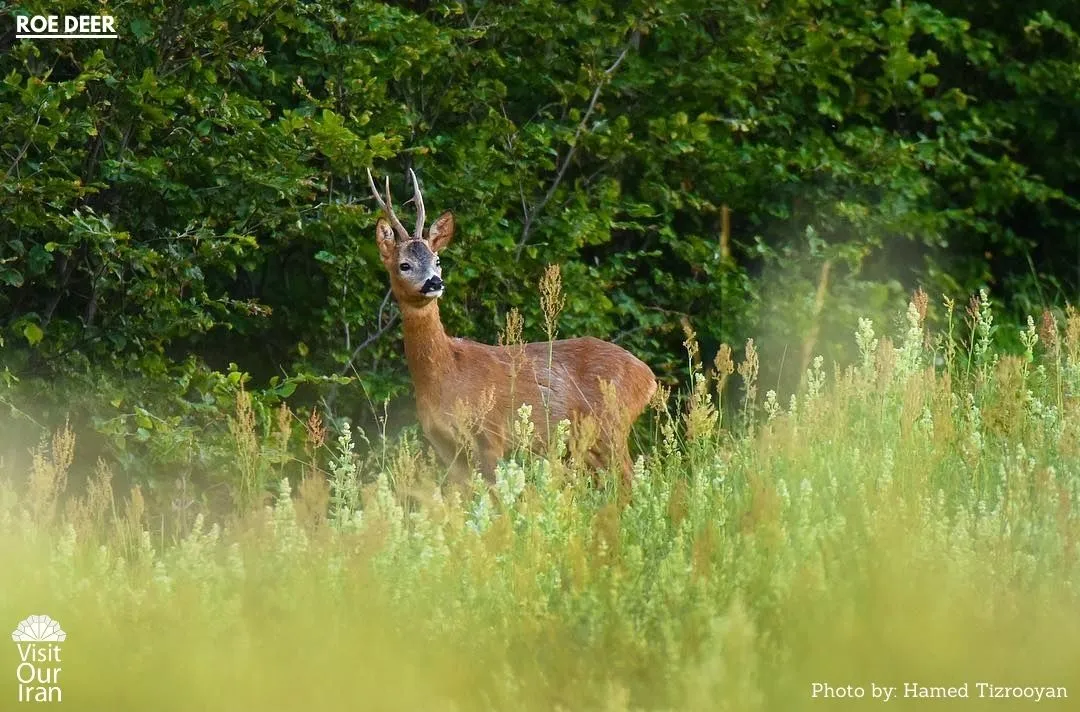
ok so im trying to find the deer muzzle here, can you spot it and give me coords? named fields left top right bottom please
left=420, top=275, right=445, bottom=296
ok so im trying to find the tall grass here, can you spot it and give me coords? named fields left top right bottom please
left=2, top=293, right=1080, bottom=710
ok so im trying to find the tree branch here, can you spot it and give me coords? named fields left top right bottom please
left=515, top=35, right=637, bottom=259
left=337, top=311, right=399, bottom=377
left=4, top=110, right=42, bottom=183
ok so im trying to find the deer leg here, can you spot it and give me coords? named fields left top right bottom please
left=587, top=440, right=634, bottom=492
left=478, top=442, right=505, bottom=482
left=446, top=455, right=471, bottom=485
left=427, top=429, right=471, bottom=485
left=583, top=446, right=611, bottom=485
left=615, top=443, right=634, bottom=490
left=474, top=419, right=509, bottom=482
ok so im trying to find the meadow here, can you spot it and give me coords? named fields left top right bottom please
left=2, top=290, right=1080, bottom=711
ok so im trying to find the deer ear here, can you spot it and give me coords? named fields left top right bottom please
left=375, top=218, right=396, bottom=264
left=427, top=211, right=455, bottom=253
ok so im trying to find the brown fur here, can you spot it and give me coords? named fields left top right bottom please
left=369, top=170, right=656, bottom=485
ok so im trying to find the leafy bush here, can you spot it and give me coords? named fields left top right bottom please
left=2, top=0, right=1079, bottom=474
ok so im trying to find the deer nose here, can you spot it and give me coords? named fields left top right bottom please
left=421, top=275, right=444, bottom=294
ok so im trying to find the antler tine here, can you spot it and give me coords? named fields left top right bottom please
left=408, top=168, right=426, bottom=241
left=366, top=167, right=410, bottom=241
left=384, top=176, right=413, bottom=241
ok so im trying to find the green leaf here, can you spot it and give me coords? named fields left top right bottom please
left=130, top=18, right=152, bottom=42
left=0, top=268, right=23, bottom=287
left=135, top=408, right=154, bottom=430
left=23, top=323, right=44, bottom=346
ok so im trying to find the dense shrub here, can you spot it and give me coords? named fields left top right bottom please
left=1, top=0, right=1078, bottom=474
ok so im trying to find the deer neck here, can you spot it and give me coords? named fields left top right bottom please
left=400, top=301, right=454, bottom=403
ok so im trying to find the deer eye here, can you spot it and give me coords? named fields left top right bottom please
left=399, top=263, right=411, bottom=272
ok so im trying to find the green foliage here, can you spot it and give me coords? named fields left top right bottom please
left=1, top=0, right=1078, bottom=473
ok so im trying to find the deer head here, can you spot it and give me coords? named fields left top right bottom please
left=368, top=168, right=455, bottom=307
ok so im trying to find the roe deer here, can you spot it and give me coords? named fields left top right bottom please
left=368, top=168, right=657, bottom=485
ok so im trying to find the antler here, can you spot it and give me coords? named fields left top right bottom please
left=408, top=168, right=426, bottom=241
left=366, top=168, right=411, bottom=241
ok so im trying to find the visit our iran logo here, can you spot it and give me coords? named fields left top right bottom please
left=11, top=615, right=65, bottom=703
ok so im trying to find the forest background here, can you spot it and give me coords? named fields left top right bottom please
left=1, top=0, right=1078, bottom=492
